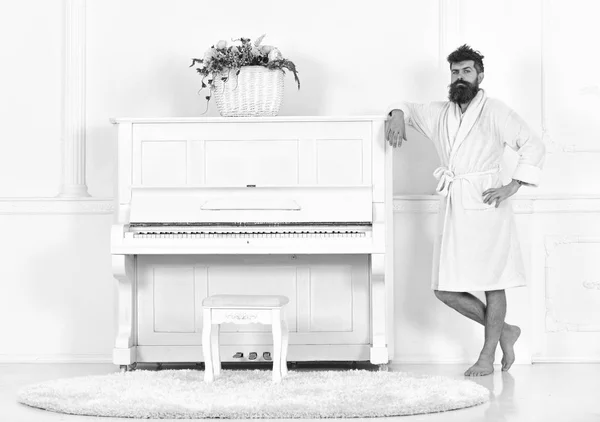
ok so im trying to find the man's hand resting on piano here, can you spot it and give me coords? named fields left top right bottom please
left=385, top=109, right=406, bottom=148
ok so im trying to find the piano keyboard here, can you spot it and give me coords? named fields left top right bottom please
left=131, top=230, right=367, bottom=239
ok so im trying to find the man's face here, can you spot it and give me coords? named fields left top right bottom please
left=448, top=60, right=484, bottom=104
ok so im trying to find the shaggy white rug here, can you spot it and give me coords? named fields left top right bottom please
left=18, top=369, right=489, bottom=418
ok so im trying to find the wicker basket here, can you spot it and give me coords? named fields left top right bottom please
left=212, top=66, right=284, bottom=117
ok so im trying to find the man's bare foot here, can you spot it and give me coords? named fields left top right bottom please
left=464, top=356, right=494, bottom=376
left=500, top=324, right=521, bottom=371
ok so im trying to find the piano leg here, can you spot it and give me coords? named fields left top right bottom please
left=119, top=363, right=137, bottom=373
left=112, top=255, right=137, bottom=368
left=271, top=309, right=283, bottom=383
left=378, top=364, right=389, bottom=372
left=370, top=254, right=389, bottom=365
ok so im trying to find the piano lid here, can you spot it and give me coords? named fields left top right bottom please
left=128, top=186, right=373, bottom=224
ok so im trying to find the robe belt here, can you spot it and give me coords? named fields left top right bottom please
left=433, top=166, right=500, bottom=197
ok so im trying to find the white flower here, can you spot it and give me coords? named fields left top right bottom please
left=268, top=48, right=282, bottom=61
left=260, top=45, right=274, bottom=55
left=203, top=48, right=215, bottom=61
left=216, top=40, right=227, bottom=49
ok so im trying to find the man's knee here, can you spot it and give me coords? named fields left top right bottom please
left=434, top=289, right=453, bottom=303
left=485, top=289, right=506, bottom=304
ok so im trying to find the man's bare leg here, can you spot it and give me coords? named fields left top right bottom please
left=463, top=290, right=506, bottom=376
left=434, top=290, right=521, bottom=374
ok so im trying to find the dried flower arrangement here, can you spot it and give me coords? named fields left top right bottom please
left=190, top=34, right=300, bottom=110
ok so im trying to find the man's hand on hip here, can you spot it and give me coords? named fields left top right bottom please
left=482, top=180, right=521, bottom=208
left=385, top=110, right=406, bottom=148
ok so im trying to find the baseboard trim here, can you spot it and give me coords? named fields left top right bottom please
left=0, top=354, right=113, bottom=363
left=389, top=357, right=532, bottom=365
left=2, top=355, right=596, bottom=365
left=532, top=357, right=600, bottom=363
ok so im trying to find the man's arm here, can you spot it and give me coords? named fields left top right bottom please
left=504, top=111, right=546, bottom=187
left=385, top=101, right=443, bottom=145
left=513, top=179, right=531, bottom=187
left=483, top=111, right=546, bottom=207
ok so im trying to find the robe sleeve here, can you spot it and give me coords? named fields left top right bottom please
left=503, top=111, right=546, bottom=187
left=385, top=102, right=438, bottom=140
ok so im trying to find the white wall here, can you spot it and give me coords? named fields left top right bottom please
left=0, top=0, right=598, bottom=364
left=84, top=0, right=443, bottom=197
left=0, top=1, right=63, bottom=197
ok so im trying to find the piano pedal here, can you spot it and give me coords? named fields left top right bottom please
left=248, top=352, right=258, bottom=360
left=262, top=352, right=272, bottom=361
left=233, top=352, right=244, bottom=359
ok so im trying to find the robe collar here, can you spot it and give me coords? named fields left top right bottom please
left=447, top=89, right=487, bottom=166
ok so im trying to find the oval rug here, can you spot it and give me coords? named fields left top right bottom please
left=18, top=369, right=489, bottom=418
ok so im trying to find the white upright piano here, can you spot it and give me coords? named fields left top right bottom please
left=110, top=116, right=394, bottom=371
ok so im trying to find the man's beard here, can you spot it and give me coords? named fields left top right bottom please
left=448, top=79, right=479, bottom=104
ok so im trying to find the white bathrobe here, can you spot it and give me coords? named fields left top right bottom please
left=388, top=90, right=545, bottom=292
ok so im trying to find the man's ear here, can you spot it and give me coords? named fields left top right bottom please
left=477, top=72, right=485, bottom=84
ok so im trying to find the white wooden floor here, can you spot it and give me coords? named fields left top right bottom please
left=2, top=363, right=599, bottom=421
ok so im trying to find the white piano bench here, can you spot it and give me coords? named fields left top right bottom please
left=201, top=294, right=290, bottom=383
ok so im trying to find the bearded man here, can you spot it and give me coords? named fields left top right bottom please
left=386, top=45, right=546, bottom=376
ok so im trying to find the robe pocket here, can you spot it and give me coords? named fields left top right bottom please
left=461, top=174, right=502, bottom=211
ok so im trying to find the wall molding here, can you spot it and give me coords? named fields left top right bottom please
left=0, top=198, right=113, bottom=215
left=544, top=235, right=600, bottom=332
left=438, top=0, right=460, bottom=68
left=1, top=195, right=598, bottom=215
left=583, top=280, right=600, bottom=290
left=549, top=143, right=600, bottom=154
left=540, top=0, right=551, bottom=153
left=59, top=0, right=90, bottom=197
left=394, top=195, right=600, bottom=214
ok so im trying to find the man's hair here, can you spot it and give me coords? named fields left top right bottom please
left=447, top=44, right=484, bottom=73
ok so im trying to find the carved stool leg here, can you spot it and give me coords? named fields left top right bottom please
left=211, top=323, right=221, bottom=378
left=202, top=308, right=214, bottom=383
left=281, top=310, right=289, bottom=378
